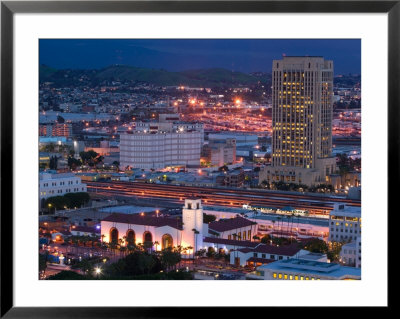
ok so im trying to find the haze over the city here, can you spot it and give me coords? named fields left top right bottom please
left=40, top=39, right=361, bottom=74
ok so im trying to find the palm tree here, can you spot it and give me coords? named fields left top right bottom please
left=290, top=213, right=295, bottom=242
left=214, top=233, right=220, bottom=251
left=186, top=246, right=193, bottom=261
left=271, top=220, right=276, bottom=240
left=176, top=245, right=183, bottom=268
left=277, top=216, right=282, bottom=239
left=119, top=246, right=127, bottom=257
left=232, top=233, right=238, bottom=266
left=118, top=238, right=124, bottom=255
left=250, top=208, right=259, bottom=240
left=127, top=243, right=135, bottom=254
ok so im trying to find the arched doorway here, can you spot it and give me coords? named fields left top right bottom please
left=161, top=234, right=173, bottom=250
left=143, top=231, right=152, bottom=243
left=110, top=228, right=119, bottom=244
left=126, top=229, right=136, bottom=245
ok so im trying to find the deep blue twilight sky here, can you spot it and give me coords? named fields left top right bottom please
left=39, top=39, right=361, bottom=75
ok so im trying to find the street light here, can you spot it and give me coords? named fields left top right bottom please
left=94, top=267, right=102, bottom=278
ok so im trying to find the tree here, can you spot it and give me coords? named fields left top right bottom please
left=206, top=247, right=216, bottom=258
left=302, top=238, right=329, bottom=254
left=47, top=270, right=86, bottom=280
left=64, top=192, right=90, bottom=208
left=260, top=235, right=271, bottom=244
left=57, top=115, right=65, bottom=123
left=192, top=228, right=200, bottom=260
left=68, top=156, right=82, bottom=170
left=39, top=252, right=48, bottom=275
left=195, top=248, right=206, bottom=258
left=112, top=161, right=120, bottom=172
left=276, top=216, right=282, bottom=238
left=260, top=180, right=270, bottom=189
left=104, top=251, right=162, bottom=277
left=327, top=242, right=345, bottom=262
left=45, top=196, right=69, bottom=210
left=73, top=258, right=94, bottom=275
left=79, top=150, right=103, bottom=167
left=160, top=248, right=181, bottom=271
left=309, top=184, right=334, bottom=193
left=49, top=155, right=58, bottom=170
left=143, top=241, right=153, bottom=252
left=203, top=213, right=216, bottom=224
left=41, top=143, right=56, bottom=153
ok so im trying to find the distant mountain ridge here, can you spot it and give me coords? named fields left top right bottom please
left=39, top=64, right=261, bottom=87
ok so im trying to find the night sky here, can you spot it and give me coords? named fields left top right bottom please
left=39, top=39, right=361, bottom=75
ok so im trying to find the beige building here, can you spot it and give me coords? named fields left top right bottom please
left=202, top=138, right=236, bottom=167
left=260, top=56, right=336, bottom=187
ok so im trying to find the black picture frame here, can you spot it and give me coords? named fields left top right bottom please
left=1, top=0, right=396, bottom=317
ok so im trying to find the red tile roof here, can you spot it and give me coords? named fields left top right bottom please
left=203, top=237, right=259, bottom=248
left=102, top=213, right=183, bottom=230
left=208, top=216, right=257, bottom=232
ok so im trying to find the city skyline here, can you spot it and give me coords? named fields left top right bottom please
left=38, top=39, right=361, bottom=281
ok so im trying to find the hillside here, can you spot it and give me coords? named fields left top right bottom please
left=39, top=64, right=261, bottom=88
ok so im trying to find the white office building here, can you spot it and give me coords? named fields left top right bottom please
left=340, top=235, right=361, bottom=268
left=39, top=172, right=87, bottom=207
left=120, top=121, right=202, bottom=170
left=328, top=203, right=361, bottom=243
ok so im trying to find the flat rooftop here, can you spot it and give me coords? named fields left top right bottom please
left=330, top=204, right=361, bottom=217
left=258, top=259, right=361, bottom=279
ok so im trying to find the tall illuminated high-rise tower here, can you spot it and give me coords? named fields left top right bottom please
left=261, top=56, right=336, bottom=186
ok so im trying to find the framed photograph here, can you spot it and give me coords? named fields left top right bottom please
left=1, top=0, right=395, bottom=316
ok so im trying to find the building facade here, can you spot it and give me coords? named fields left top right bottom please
left=328, top=203, right=361, bottom=243
left=229, top=243, right=311, bottom=267
left=39, top=123, right=73, bottom=137
left=247, top=258, right=361, bottom=280
left=120, top=130, right=202, bottom=170
left=39, top=172, right=87, bottom=208
left=100, top=198, right=204, bottom=257
left=120, top=116, right=203, bottom=169
left=202, top=138, right=236, bottom=167
left=339, top=236, right=361, bottom=268
left=263, top=56, right=337, bottom=187
left=216, top=169, right=245, bottom=188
